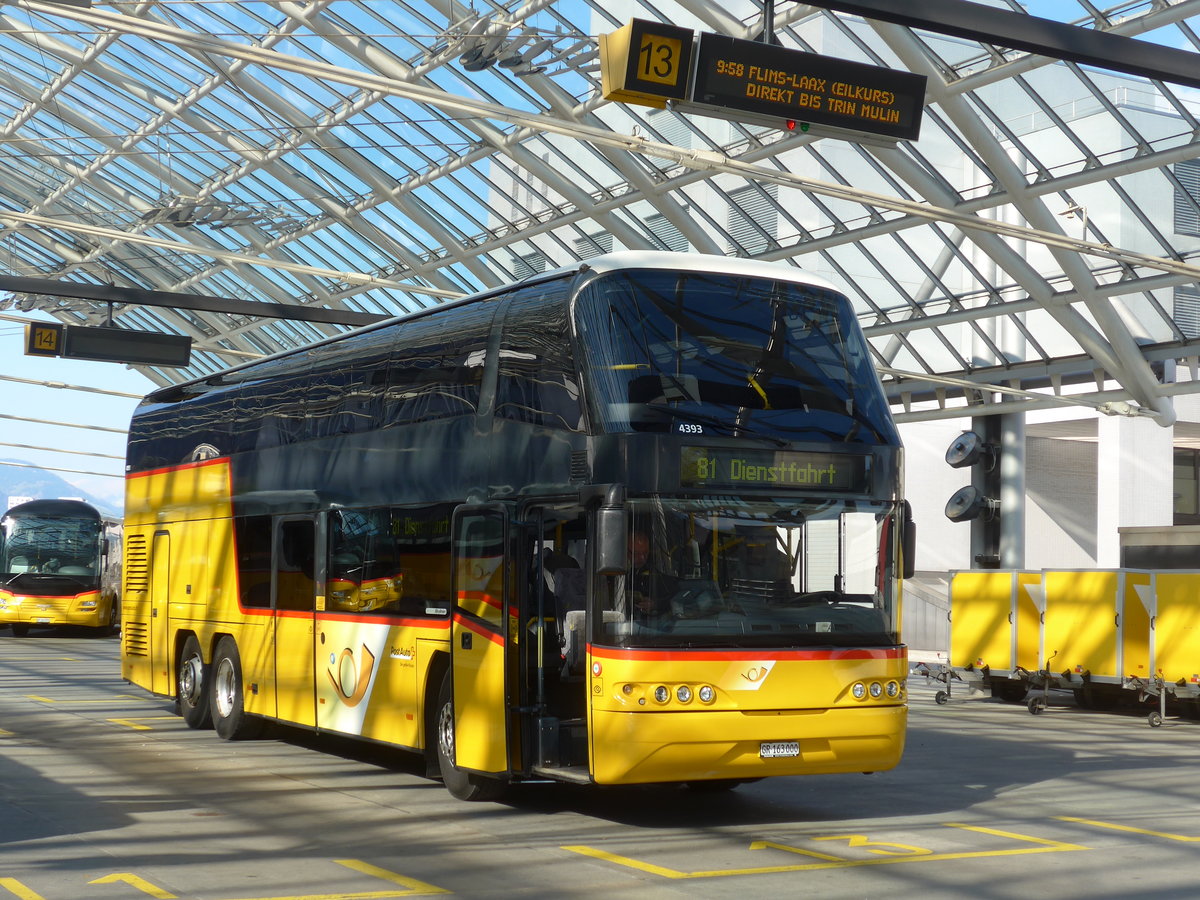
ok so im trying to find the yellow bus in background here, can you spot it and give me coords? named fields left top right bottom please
left=121, top=252, right=913, bottom=800
left=0, top=498, right=121, bottom=635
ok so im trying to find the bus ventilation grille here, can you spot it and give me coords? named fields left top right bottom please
left=570, top=451, right=588, bottom=483
left=124, top=534, right=149, bottom=594
left=123, top=620, right=149, bottom=657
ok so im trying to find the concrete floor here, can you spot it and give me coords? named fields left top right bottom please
left=1, top=630, right=1198, bottom=899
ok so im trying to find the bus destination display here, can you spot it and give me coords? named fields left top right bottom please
left=692, top=32, right=926, bottom=140
left=681, top=446, right=870, bottom=492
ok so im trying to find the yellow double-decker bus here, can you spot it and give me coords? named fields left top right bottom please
left=0, top=498, right=121, bottom=635
left=121, top=252, right=914, bottom=800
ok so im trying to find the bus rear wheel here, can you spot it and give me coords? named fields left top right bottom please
left=210, top=637, right=262, bottom=740
left=435, top=671, right=506, bottom=802
left=177, top=635, right=212, bottom=729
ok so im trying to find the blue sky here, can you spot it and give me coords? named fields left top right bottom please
left=0, top=315, right=155, bottom=510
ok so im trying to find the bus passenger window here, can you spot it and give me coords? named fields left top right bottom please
left=234, top=516, right=273, bottom=609
left=327, top=509, right=403, bottom=614
left=277, top=520, right=315, bottom=612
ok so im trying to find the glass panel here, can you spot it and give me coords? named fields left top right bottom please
left=495, top=281, right=584, bottom=431
left=234, top=515, right=273, bottom=609
left=0, top=507, right=101, bottom=591
left=455, top=512, right=506, bottom=629
left=1173, top=449, right=1198, bottom=517
left=576, top=269, right=896, bottom=445
left=275, top=520, right=316, bottom=613
left=600, top=498, right=899, bottom=649
left=326, top=508, right=403, bottom=614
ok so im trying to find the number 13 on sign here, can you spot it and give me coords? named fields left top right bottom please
left=638, top=33, right=683, bottom=87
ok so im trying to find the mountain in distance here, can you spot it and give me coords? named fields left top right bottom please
left=0, top=459, right=121, bottom=518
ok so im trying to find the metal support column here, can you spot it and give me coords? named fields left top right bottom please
left=999, top=411, right=1026, bottom=569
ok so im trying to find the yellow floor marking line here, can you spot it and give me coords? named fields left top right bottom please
left=0, top=657, right=82, bottom=662
left=563, top=824, right=1088, bottom=879
left=26, top=694, right=149, bottom=703
left=214, top=860, right=450, bottom=899
left=335, top=860, right=450, bottom=895
left=1057, top=816, right=1200, bottom=842
left=107, top=716, right=178, bottom=731
left=0, top=729, right=12, bottom=736
left=0, top=877, right=47, bottom=900
left=90, top=873, right=178, bottom=898
left=9, top=864, right=449, bottom=900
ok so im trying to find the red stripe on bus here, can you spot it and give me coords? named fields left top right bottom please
left=126, top=456, right=229, bottom=480
left=457, top=589, right=502, bottom=611
left=0, top=589, right=100, bottom=602
left=453, top=613, right=505, bottom=646
left=314, top=611, right=451, bottom=629
left=587, top=645, right=905, bottom=662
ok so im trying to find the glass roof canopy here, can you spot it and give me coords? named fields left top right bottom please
left=1, top=0, right=1198, bottom=428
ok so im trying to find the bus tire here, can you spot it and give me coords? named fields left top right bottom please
left=105, top=601, right=120, bottom=636
left=435, top=671, right=506, bottom=802
left=10, top=624, right=29, bottom=637
left=210, top=637, right=262, bottom=741
left=177, top=634, right=212, bottom=729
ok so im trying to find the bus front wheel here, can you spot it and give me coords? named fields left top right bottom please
left=435, top=672, right=506, bottom=802
left=211, top=637, right=262, bottom=740
left=178, top=635, right=212, bottom=729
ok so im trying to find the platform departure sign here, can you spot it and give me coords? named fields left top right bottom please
left=692, top=33, right=926, bottom=141
left=601, top=20, right=926, bottom=141
left=600, top=19, right=694, bottom=107
left=24, top=322, right=192, bottom=367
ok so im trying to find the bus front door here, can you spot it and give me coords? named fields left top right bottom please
left=449, top=507, right=511, bottom=776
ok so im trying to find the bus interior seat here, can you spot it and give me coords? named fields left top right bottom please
left=554, top=569, right=587, bottom=669
left=553, top=567, right=586, bottom=621
left=561, top=609, right=623, bottom=676
left=8, top=557, right=30, bottom=573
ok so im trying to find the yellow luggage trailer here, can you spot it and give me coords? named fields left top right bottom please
left=941, top=570, right=1041, bottom=703
left=1122, top=571, right=1200, bottom=727
left=946, top=569, right=1153, bottom=713
left=1025, top=569, right=1152, bottom=714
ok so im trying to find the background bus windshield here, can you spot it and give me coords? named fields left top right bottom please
left=1, top=514, right=100, bottom=582
left=577, top=269, right=897, bottom=445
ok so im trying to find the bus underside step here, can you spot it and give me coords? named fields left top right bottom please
left=537, top=716, right=587, bottom=768
left=530, top=764, right=592, bottom=784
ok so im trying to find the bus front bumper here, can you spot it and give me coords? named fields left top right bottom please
left=589, top=704, right=906, bottom=785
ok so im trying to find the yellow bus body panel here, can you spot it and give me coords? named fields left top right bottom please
left=123, top=460, right=450, bottom=750
left=451, top=617, right=508, bottom=773
left=587, top=647, right=907, bottom=784
left=1042, top=569, right=1119, bottom=675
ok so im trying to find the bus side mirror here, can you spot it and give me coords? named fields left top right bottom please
left=901, top=502, right=916, bottom=580
left=596, top=506, right=627, bottom=576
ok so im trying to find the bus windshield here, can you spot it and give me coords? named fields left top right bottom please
left=576, top=269, right=897, bottom=445
left=605, top=498, right=899, bottom=649
left=1, top=513, right=100, bottom=582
